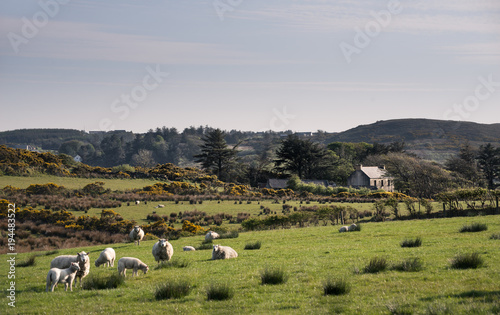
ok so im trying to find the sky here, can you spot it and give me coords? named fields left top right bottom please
left=0, top=0, right=499, bottom=133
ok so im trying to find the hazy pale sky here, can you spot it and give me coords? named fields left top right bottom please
left=1, top=0, right=499, bottom=133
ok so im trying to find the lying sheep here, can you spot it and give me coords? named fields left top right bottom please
left=205, top=231, right=220, bottom=242
left=95, top=248, right=116, bottom=267
left=50, top=251, right=90, bottom=287
left=183, top=246, right=196, bottom=251
left=152, top=239, right=173, bottom=264
left=129, top=226, right=145, bottom=246
left=349, top=223, right=358, bottom=231
left=46, top=262, right=80, bottom=292
left=117, top=257, right=149, bottom=277
left=155, top=204, right=165, bottom=208
left=211, top=245, right=238, bottom=260
left=339, top=226, right=349, bottom=233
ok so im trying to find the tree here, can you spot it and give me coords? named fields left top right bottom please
left=477, top=143, right=500, bottom=189
left=274, top=135, right=335, bottom=179
left=445, top=142, right=483, bottom=187
left=193, top=129, right=239, bottom=181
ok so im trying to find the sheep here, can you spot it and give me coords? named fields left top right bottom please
left=155, top=204, right=165, bottom=208
left=183, top=246, right=196, bottom=251
left=46, top=262, right=80, bottom=292
left=349, top=223, right=358, bottom=231
left=152, top=239, right=173, bottom=264
left=205, top=231, right=220, bottom=242
left=50, top=251, right=90, bottom=287
left=135, top=200, right=140, bottom=205
left=95, top=248, right=116, bottom=268
left=339, top=226, right=349, bottom=233
left=117, top=257, right=149, bottom=277
left=211, top=245, right=238, bottom=260
left=129, top=225, right=145, bottom=245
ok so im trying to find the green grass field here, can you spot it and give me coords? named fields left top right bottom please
left=2, top=215, right=500, bottom=314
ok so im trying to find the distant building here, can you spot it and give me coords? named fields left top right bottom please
left=9, top=144, right=38, bottom=152
left=73, top=155, right=82, bottom=163
left=347, top=165, right=394, bottom=192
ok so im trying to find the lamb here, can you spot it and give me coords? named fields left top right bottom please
left=117, top=257, right=149, bottom=277
left=46, top=262, right=80, bottom=292
left=211, top=245, right=238, bottom=260
left=95, top=248, right=116, bottom=267
left=205, top=231, right=220, bottom=242
left=152, top=239, right=173, bottom=264
left=339, top=226, right=349, bottom=233
left=129, top=226, right=145, bottom=245
left=183, top=246, right=196, bottom=251
left=50, top=251, right=90, bottom=287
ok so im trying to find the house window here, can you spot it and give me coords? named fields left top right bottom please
left=381, top=180, right=384, bottom=186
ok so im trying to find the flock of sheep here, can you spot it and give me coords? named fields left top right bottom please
left=45, top=226, right=237, bottom=292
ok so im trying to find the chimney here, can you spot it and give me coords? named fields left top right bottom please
left=378, top=165, right=386, bottom=170
left=355, top=164, right=362, bottom=171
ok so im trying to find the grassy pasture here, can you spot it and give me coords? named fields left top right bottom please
left=2, top=215, right=500, bottom=314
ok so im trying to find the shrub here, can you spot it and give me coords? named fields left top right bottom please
left=490, top=233, right=500, bottom=240
left=154, top=258, right=190, bottom=270
left=459, top=223, right=488, bottom=233
left=400, top=237, right=422, bottom=248
left=260, top=266, right=287, bottom=285
left=244, top=241, right=262, bottom=250
left=323, top=278, right=351, bottom=296
left=155, top=279, right=192, bottom=300
left=17, top=255, right=36, bottom=267
left=218, top=230, right=239, bottom=239
left=392, top=257, right=423, bottom=272
left=82, top=273, right=124, bottom=290
left=364, top=257, right=388, bottom=274
left=450, top=252, right=484, bottom=269
left=206, top=282, right=234, bottom=301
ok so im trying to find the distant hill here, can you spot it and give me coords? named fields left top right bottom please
left=325, top=119, right=500, bottom=163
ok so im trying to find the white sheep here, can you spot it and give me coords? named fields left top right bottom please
left=155, top=204, right=165, bottom=208
left=46, top=262, right=80, bottom=292
left=129, top=226, right=145, bottom=245
left=135, top=200, right=140, bottom=205
left=117, top=257, right=149, bottom=277
left=348, top=223, right=358, bottom=231
left=95, top=248, right=116, bottom=267
left=183, top=246, right=196, bottom=251
left=205, top=231, right=220, bottom=242
left=339, top=226, right=349, bottom=233
left=211, top=245, right=238, bottom=260
left=50, top=251, right=90, bottom=287
left=152, top=239, right=173, bottom=264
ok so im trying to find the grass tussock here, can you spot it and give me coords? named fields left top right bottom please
left=450, top=252, right=484, bottom=269
left=400, top=237, right=422, bottom=248
left=392, top=257, right=423, bottom=272
left=154, top=279, right=192, bottom=300
left=322, top=278, right=351, bottom=296
left=197, top=243, right=213, bottom=250
left=459, top=223, right=488, bottom=233
left=364, top=256, right=388, bottom=274
left=260, top=267, right=288, bottom=285
left=490, top=233, right=500, bottom=240
left=17, top=255, right=36, bottom=267
left=218, top=230, right=239, bottom=239
left=206, top=282, right=234, bottom=301
left=154, top=258, right=190, bottom=270
left=82, top=273, right=124, bottom=290
left=244, top=241, right=262, bottom=250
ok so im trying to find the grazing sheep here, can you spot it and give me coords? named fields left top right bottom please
left=117, top=257, right=149, bottom=277
left=339, top=226, right=349, bottom=233
left=183, top=246, right=196, bottom=251
left=129, top=226, right=145, bottom=245
left=349, top=223, right=358, bottom=231
left=152, top=239, right=174, bottom=264
left=50, top=251, right=90, bottom=287
left=46, top=262, right=80, bottom=292
left=205, top=231, right=220, bottom=242
left=95, top=248, right=116, bottom=267
left=211, top=245, right=238, bottom=260
left=135, top=200, right=140, bottom=205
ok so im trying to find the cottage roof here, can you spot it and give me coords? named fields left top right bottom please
left=359, top=166, right=389, bottom=179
